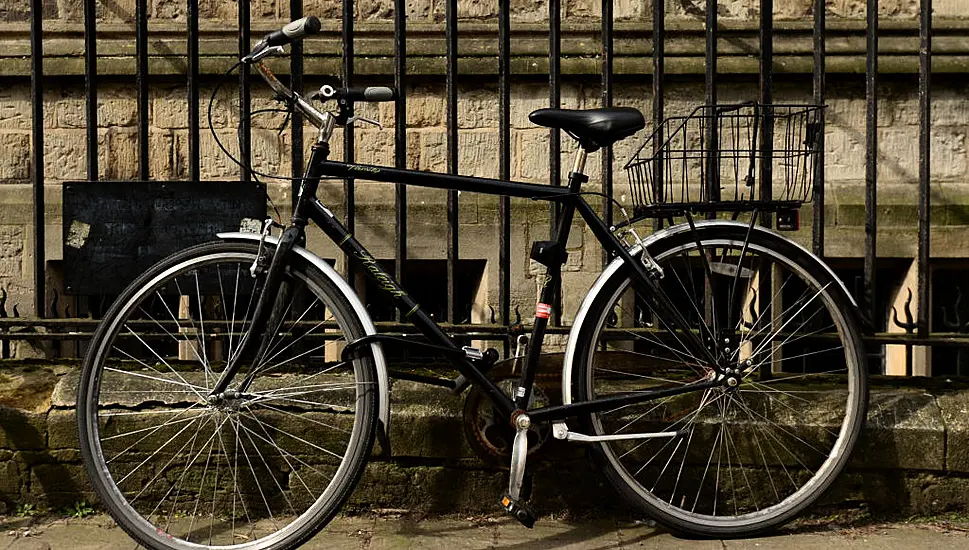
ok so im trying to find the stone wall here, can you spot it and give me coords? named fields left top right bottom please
left=11, top=0, right=969, bottom=23
left=1, top=363, right=968, bottom=516
left=0, top=1, right=968, bottom=358
left=2, top=75, right=969, bottom=332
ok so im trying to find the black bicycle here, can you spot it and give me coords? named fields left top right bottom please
left=77, top=17, right=869, bottom=550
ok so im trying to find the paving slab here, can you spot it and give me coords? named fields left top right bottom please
left=2, top=514, right=969, bottom=549
left=724, top=526, right=969, bottom=550
left=368, top=516, right=496, bottom=550
left=494, top=517, right=620, bottom=550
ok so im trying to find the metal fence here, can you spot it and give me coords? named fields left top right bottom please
left=17, top=0, right=956, bottom=375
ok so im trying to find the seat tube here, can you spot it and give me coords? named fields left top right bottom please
left=515, top=148, right=589, bottom=410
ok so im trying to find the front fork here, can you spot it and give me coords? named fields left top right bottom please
left=208, top=222, right=305, bottom=399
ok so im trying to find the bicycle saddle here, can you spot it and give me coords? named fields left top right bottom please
left=529, top=107, right=646, bottom=152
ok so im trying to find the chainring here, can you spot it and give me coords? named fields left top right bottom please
left=462, top=372, right=552, bottom=464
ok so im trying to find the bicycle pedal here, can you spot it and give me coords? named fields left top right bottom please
left=500, top=493, right=536, bottom=528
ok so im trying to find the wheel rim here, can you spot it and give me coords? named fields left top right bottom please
left=583, top=239, right=863, bottom=530
left=83, top=250, right=373, bottom=549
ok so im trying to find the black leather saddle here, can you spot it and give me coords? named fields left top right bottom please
left=529, top=107, right=646, bottom=152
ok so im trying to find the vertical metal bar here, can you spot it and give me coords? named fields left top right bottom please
left=917, top=0, right=931, bottom=343
left=759, top=0, right=773, bottom=220
left=758, top=0, right=774, bottom=380
left=394, top=0, right=407, bottom=310
left=705, top=0, right=718, bottom=206
left=601, top=0, right=613, bottom=237
left=864, top=0, right=878, bottom=329
left=342, top=0, right=355, bottom=285
left=446, top=0, right=459, bottom=324
left=812, top=0, right=825, bottom=257
left=499, top=0, right=511, bottom=343
left=84, top=0, right=98, bottom=181
left=30, top=0, right=44, bottom=318
left=548, top=0, right=562, bottom=325
left=238, top=0, right=251, bottom=183
left=652, top=0, right=665, bottom=232
left=187, top=0, right=200, bottom=181
left=549, top=0, right=561, bottom=197
left=290, top=0, right=304, bottom=199
left=136, top=0, right=149, bottom=180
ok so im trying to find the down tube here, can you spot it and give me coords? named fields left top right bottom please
left=306, top=198, right=519, bottom=418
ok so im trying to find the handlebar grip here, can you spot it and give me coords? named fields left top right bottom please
left=264, top=16, right=321, bottom=47
left=342, top=87, right=397, bottom=102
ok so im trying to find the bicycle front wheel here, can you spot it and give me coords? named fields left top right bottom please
left=571, top=222, right=867, bottom=537
left=78, top=241, right=378, bottom=550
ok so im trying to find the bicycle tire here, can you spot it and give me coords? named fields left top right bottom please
left=570, top=222, right=867, bottom=537
left=78, top=241, right=378, bottom=550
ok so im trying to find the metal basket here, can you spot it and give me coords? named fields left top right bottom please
left=624, top=102, right=824, bottom=218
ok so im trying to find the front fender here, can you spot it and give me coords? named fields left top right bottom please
left=217, top=232, right=392, bottom=454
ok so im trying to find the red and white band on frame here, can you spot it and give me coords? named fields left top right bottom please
left=535, top=302, right=552, bottom=319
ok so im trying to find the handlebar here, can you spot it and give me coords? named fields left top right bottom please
left=317, top=85, right=397, bottom=103
left=249, top=16, right=321, bottom=57
left=244, top=17, right=396, bottom=133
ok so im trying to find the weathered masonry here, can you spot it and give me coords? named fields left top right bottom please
left=4, top=0, right=969, bottom=375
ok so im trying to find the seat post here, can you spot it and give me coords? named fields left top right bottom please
left=571, top=146, right=588, bottom=177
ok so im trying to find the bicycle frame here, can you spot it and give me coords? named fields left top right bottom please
left=282, top=147, right=723, bottom=424
left=209, top=57, right=726, bottom=427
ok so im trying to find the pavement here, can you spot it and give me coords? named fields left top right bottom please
left=3, top=513, right=969, bottom=549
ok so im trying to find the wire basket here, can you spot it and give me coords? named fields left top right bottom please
left=624, top=102, right=824, bottom=217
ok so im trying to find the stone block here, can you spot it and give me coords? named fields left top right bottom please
left=877, top=127, right=967, bottom=183
left=458, top=130, right=499, bottom=179
left=826, top=0, right=917, bottom=18
left=355, top=0, right=431, bottom=20
left=355, top=129, right=419, bottom=169
left=457, top=87, right=499, bottom=130
left=50, top=372, right=77, bottom=409
left=0, top=458, right=21, bottom=502
left=936, top=390, right=969, bottom=473
left=772, top=0, right=811, bottom=19
left=0, top=0, right=30, bottom=22
left=99, top=90, right=138, bottom=128
left=294, top=0, right=342, bottom=20
left=0, top=132, right=30, bottom=181
left=51, top=94, right=86, bottom=130
left=567, top=0, right=647, bottom=20
left=387, top=381, right=472, bottom=459
left=0, top=87, right=30, bottom=131
left=0, top=226, right=23, bottom=259
left=852, top=389, right=945, bottom=471
left=0, top=407, right=47, bottom=451
left=416, top=129, right=446, bottom=173
left=43, top=130, right=87, bottom=182
left=28, top=461, right=92, bottom=509
left=936, top=0, right=969, bottom=17
left=405, top=87, right=445, bottom=128
left=667, top=0, right=753, bottom=19
left=46, top=409, right=78, bottom=450
left=199, top=129, right=282, bottom=179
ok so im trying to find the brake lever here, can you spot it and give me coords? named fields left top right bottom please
left=245, top=45, right=285, bottom=64
left=348, top=115, right=383, bottom=130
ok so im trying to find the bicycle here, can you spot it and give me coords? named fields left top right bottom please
left=77, top=16, right=869, bottom=550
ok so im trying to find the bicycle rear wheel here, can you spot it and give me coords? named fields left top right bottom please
left=571, top=222, right=867, bottom=537
left=78, top=241, right=378, bottom=550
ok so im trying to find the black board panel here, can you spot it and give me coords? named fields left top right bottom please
left=63, top=181, right=266, bottom=294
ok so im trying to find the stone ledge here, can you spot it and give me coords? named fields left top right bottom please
left=1, top=363, right=969, bottom=516
left=5, top=19, right=969, bottom=77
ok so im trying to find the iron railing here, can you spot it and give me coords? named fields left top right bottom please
left=16, top=0, right=964, bottom=376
